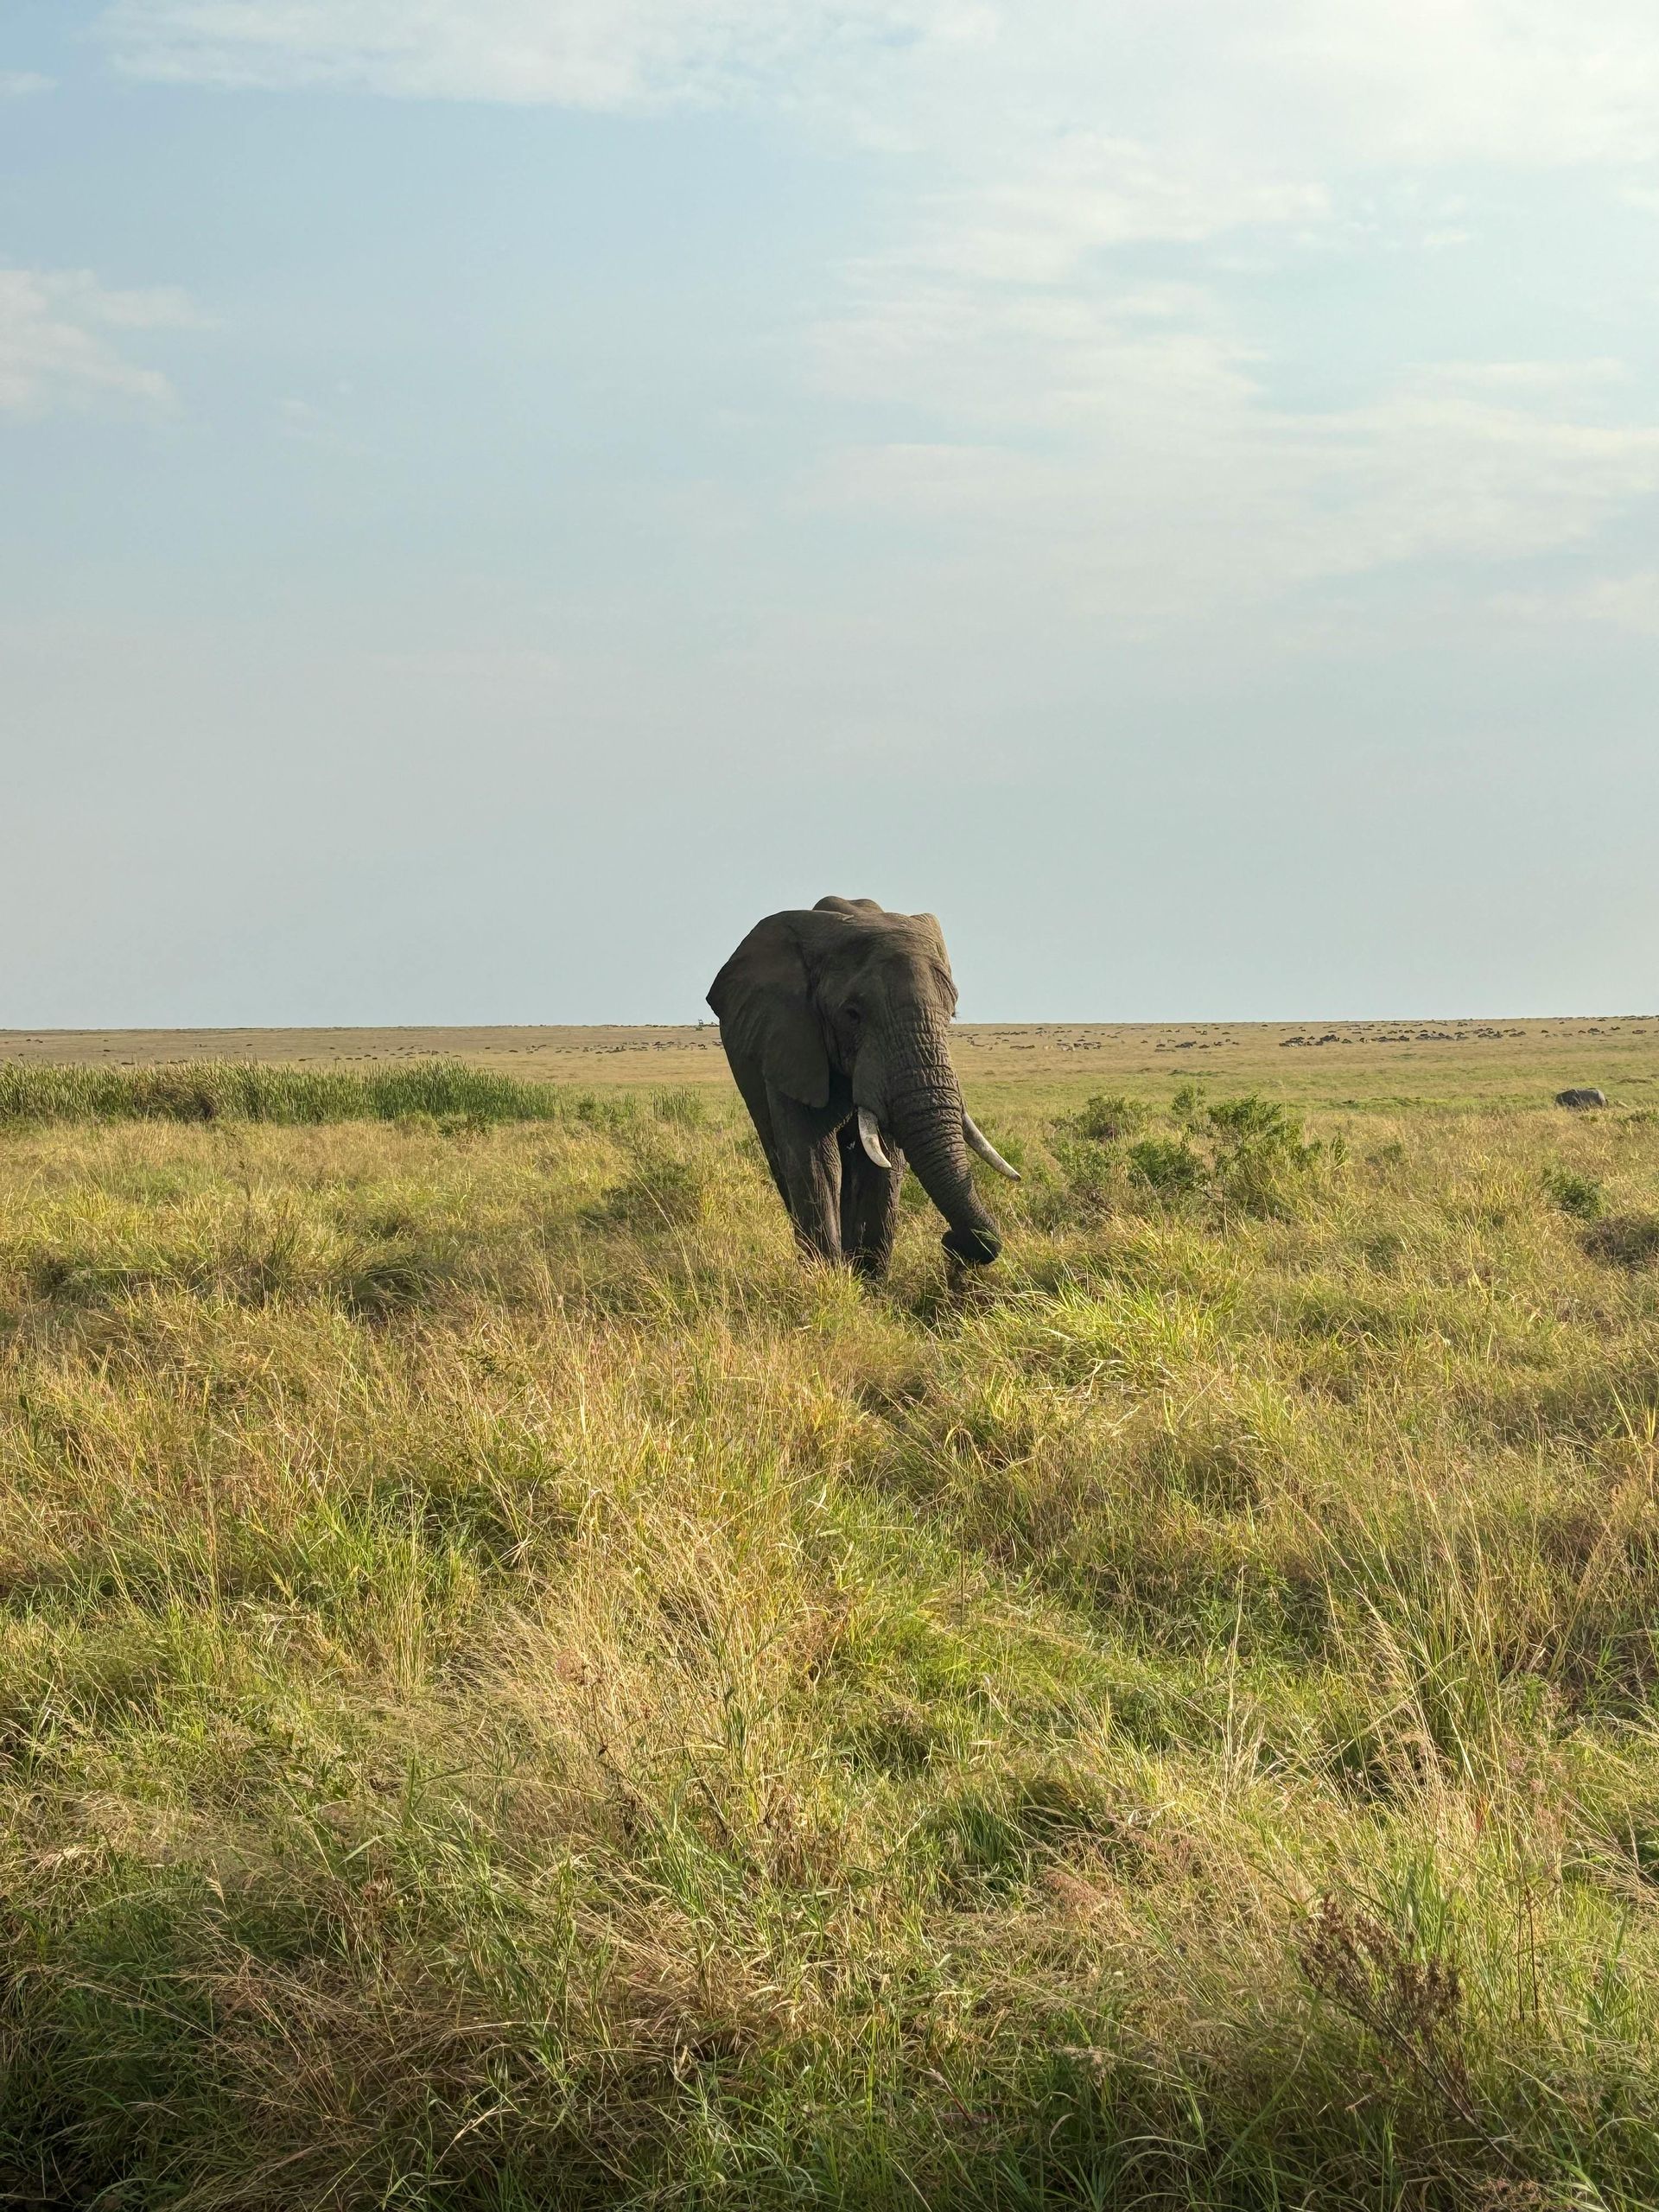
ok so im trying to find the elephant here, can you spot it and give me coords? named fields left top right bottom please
left=707, top=896, right=1019, bottom=1277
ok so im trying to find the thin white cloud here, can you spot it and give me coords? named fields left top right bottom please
left=0, top=268, right=202, bottom=416
left=99, top=0, right=1659, bottom=175
left=892, top=135, right=1333, bottom=279
left=1493, top=571, right=1659, bottom=634
left=0, top=70, right=54, bottom=96
left=90, top=0, right=1659, bottom=638
left=1046, top=3, right=1659, bottom=172
left=779, top=3, right=1659, bottom=633
left=99, top=0, right=984, bottom=107
left=807, top=262, right=1659, bottom=632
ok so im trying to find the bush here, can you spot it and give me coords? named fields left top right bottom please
left=1170, top=1081, right=1207, bottom=1126
left=1543, top=1166, right=1605, bottom=1220
left=1066, top=1093, right=1147, bottom=1142
left=1205, top=1095, right=1300, bottom=1145
left=1128, top=1136, right=1202, bottom=1194
left=1044, top=1093, right=1338, bottom=1219
left=1206, top=1093, right=1331, bottom=1217
left=1050, top=1137, right=1125, bottom=1219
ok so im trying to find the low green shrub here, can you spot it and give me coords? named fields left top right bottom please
left=1039, top=1092, right=1339, bottom=1221
left=1543, top=1166, right=1605, bottom=1219
left=1065, top=1092, right=1148, bottom=1141
left=1128, top=1135, right=1202, bottom=1194
left=1050, top=1136, right=1125, bottom=1217
left=1205, top=1093, right=1333, bottom=1216
left=1205, top=1094, right=1300, bottom=1145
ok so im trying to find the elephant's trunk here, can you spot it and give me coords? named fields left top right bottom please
left=878, top=1039, right=1001, bottom=1266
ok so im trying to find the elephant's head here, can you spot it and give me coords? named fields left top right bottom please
left=708, top=895, right=1017, bottom=1266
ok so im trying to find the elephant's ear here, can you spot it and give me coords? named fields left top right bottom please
left=708, top=914, right=831, bottom=1109
left=912, top=912, right=959, bottom=1010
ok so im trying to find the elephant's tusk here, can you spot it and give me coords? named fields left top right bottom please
left=856, top=1109, right=892, bottom=1169
left=963, top=1113, right=1020, bottom=1180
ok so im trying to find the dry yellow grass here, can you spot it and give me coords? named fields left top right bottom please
left=3, top=1065, right=1659, bottom=2207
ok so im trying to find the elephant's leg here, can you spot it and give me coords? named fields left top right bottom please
left=770, top=1091, right=842, bottom=1264
left=838, top=1126, right=904, bottom=1280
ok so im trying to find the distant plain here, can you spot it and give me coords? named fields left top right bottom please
left=3, top=1014, right=1656, bottom=1111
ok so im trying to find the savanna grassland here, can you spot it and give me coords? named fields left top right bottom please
left=3, top=1039, right=1659, bottom=2210
left=8, top=1011, right=1659, bottom=1113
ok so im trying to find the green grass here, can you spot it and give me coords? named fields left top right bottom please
left=3, top=1080, right=1659, bottom=2207
left=0, top=1056, right=664, bottom=1129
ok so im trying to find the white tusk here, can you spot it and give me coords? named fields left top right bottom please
left=856, top=1108, right=892, bottom=1169
left=963, top=1113, right=1020, bottom=1180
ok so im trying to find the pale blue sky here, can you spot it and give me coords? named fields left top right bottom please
left=3, top=1, right=1657, bottom=1023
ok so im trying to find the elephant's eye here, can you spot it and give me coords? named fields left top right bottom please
left=845, top=1003, right=864, bottom=1029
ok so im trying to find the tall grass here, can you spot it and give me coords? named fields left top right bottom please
left=0, top=1057, right=645, bottom=1128
left=1, top=1084, right=1658, bottom=2206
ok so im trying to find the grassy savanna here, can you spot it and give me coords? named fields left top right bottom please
left=5, top=1012, right=1657, bottom=1111
left=3, top=1057, right=1659, bottom=2206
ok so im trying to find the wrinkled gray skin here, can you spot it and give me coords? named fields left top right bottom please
left=708, top=896, right=1003, bottom=1277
